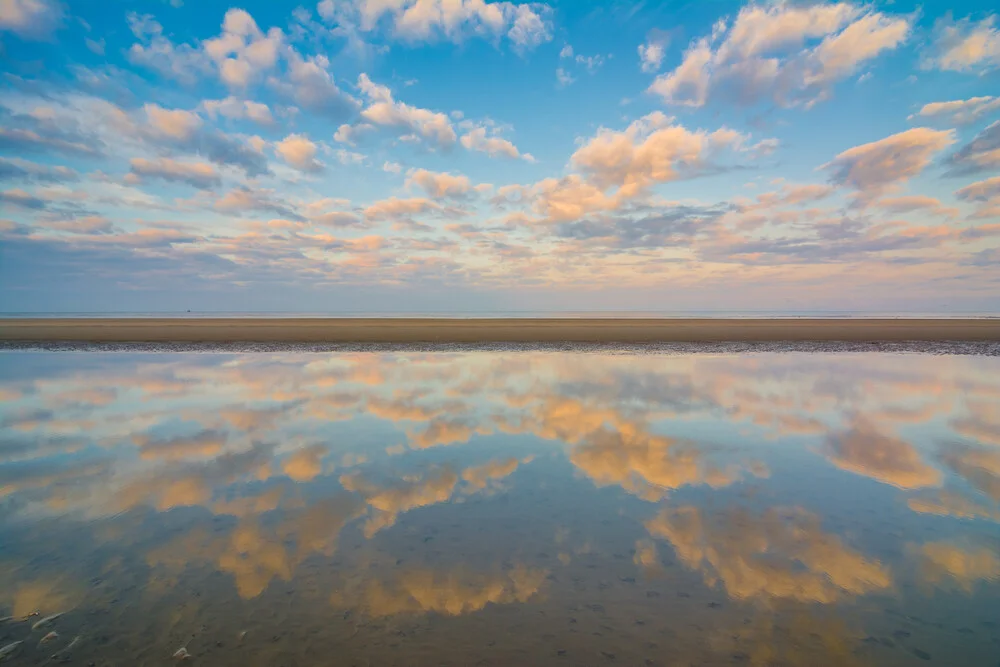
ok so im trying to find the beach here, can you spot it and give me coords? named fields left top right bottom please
left=1, top=318, right=998, bottom=343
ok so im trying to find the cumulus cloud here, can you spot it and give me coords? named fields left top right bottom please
left=649, top=2, right=910, bottom=108
left=0, top=0, right=63, bottom=40
left=821, top=419, right=942, bottom=489
left=202, top=96, right=274, bottom=125
left=821, top=127, right=955, bottom=200
left=460, top=127, right=532, bottom=160
left=0, top=157, right=78, bottom=183
left=126, top=13, right=210, bottom=85
left=357, top=73, right=456, bottom=149
left=203, top=8, right=284, bottom=87
left=944, top=121, right=1000, bottom=176
left=321, top=0, right=552, bottom=51
left=638, top=32, right=669, bottom=73
left=215, top=186, right=302, bottom=220
left=334, top=122, right=375, bottom=145
left=955, top=176, right=1000, bottom=202
left=363, top=196, right=439, bottom=223
left=406, top=169, right=471, bottom=198
left=271, top=50, right=359, bottom=119
left=922, top=14, right=1000, bottom=73
left=129, top=157, right=222, bottom=189
left=570, top=111, right=752, bottom=199
left=274, top=133, right=324, bottom=172
left=144, top=103, right=203, bottom=141
left=910, top=96, right=1000, bottom=127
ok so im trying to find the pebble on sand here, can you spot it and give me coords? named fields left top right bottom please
left=173, top=647, right=192, bottom=660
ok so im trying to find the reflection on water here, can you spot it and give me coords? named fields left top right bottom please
left=1, top=350, right=999, bottom=665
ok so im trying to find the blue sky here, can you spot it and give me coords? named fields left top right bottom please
left=1, top=0, right=999, bottom=312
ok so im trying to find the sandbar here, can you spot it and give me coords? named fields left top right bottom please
left=1, top=318, right=998, bottom=343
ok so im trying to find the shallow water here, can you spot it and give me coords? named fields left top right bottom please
left=0, top=350, right=998, bottom=666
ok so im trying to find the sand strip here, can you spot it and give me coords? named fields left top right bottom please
left=1, top=318, right=998, bottom=343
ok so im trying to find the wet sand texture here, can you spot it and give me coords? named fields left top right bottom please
left=1, top=318, right=999, bottom=343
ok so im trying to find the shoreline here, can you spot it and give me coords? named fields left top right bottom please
left=2, top=318, right=999, bottom=343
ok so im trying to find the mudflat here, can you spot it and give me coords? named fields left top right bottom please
left=1, top=318, right=999, bottom=342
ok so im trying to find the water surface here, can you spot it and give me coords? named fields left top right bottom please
left=1, top=350, right=998, bottom=665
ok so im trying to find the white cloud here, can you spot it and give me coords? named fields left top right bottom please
left=358, top=73, right=457, bottom=149
left=922, top=14, right=1000, bottom=73
left=638, top=40, right=666, bottom=73
left=570, top=111, right=752, bottom=198
left=273, top=49, right=359, bottom=118
left=910, top=96, right=1000, bottom=126
left=821, top=127, right=955, bottom=200
left=203, top=8, right=284, bottom=87
left=649, top=2, right=910, bottom=108
left=319, top=0, right=551, bottom=51
left=144, top=103, right=203, bottom=141
left=275, top=133, right=324, bottom=172
left=559, top=44, right=573, bottom=58
left=555, top=67, right=575, bottom=87
left=955, top=176, right=1000, bottom=202
left=460, top=127, right=532, bottom=161
left=407, top=168, right=471, bottom=198
left=382, top=161, right=402, bottom=173
left=126, top=13, right=210, bottom=84
left=202, top=97, right=274, bottom=125
left=334, top=123, right=376, bottom=145
left=129, top=157, right=221, bottom=189
left=0, top=0, right=63, bottom=40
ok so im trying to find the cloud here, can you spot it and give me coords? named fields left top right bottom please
left=341, top=467, right=458, bottom=537
left=382, top=161, right=402, bottom=173
left=126, top=13, right=210, bottom=85
left=0, top=188, right=47, bottom=209
left=913, top=542, right=1000, bottom=592
left=282, top=444, right=328, bottom=481
left=0, top=107, right=103, bottom=157
left=555, top=67, right=575, bottom=87
left=649, top=2, right=909, bottom=108
left=144, top=103, right=203, bottom=141
left=646, top=505, right=892, bottom=603
left=821, top=127, right=955, bottom=200
left=956, top=176, right=1000, bottom=202
left=274, top=133, right=324, bottom=172
left=909, top=96, right=1000, bottom=127
left=922, top=14, right=1000, bottom=73
left=347, top=564, right=547, bottom=617
left=0, top=0, right=63, bottom=40
left=203, top=8, right=284, bottom=87
left=638, top=33, right=669, bottom=73
left=271, top=50, right=359, bottom=119
left=357, top=74, right=456, bottom=149
left=134, top=429, right=227, bottom=461
left=406, top=169, right=472, bottom=199
left=569, top=111, right=752, bottom=199
left=460, top=127, right=532, bottom=161
left=215, top=186, right=303, bottom=220
left=202, top=96, right=274, bottom=125
left=820, top=419, right=942, bottom=489
left=334, top=123, right=376, bottom=145
left=129, top=157, right=222, bottom=189
left=324, top=0, right=552, bottom=51
left=944, top=121, right=1000, bottom=176
left=363, top=196, right=440, bottom=223
left=0, top=157, right=78, bottom=183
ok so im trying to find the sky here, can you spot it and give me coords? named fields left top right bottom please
left=0, top=0, right=998, bottom=313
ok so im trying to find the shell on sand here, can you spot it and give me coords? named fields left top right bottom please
left=31, top=612, right=64, bottom=631
left=173, top=647, right=192, bottom=660
left=39, top=631, right=60, bottom=644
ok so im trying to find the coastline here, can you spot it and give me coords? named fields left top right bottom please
left=2, top=318, right=999, bottom=343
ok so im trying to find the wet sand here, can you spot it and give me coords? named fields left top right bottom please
left=1, top=318, right=999, bottom=343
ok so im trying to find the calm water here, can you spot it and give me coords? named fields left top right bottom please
left=1, top=350, right=999, bottom=666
